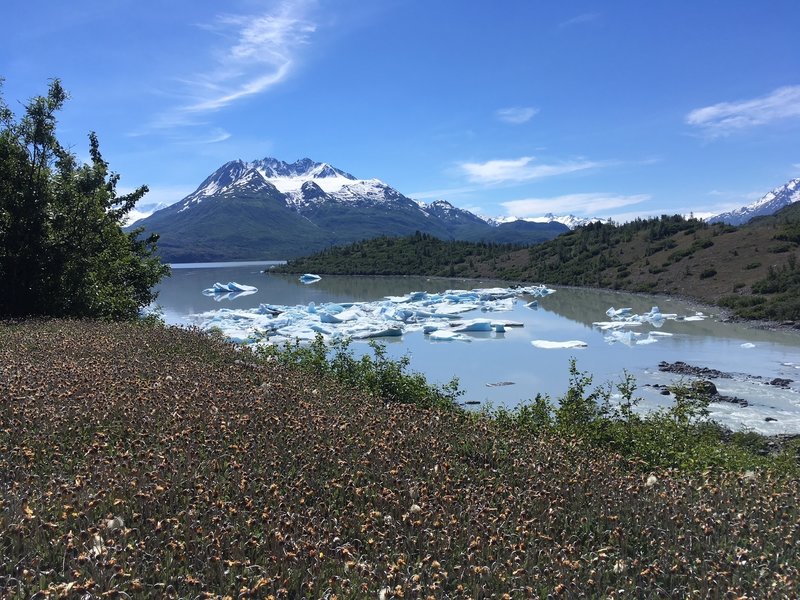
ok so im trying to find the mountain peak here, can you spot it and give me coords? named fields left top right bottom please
left=253, top=157, right=357, bottom=181
left=708, top=177, right=800, bottom=225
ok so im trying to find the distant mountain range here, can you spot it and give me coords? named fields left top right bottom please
left=708, top=178, right=800, bottom=226
left=129, top=157, right=800, bottom=262
left=131, top=158, right=575, bottom=262
left=489, top=213, right=614, bottom=229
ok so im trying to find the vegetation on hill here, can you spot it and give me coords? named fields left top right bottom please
left=0, top=80, right=168, bottom=319
left=2, top=320, right=798, bottom=597
left=273, top=231, right=521, bottom=276
left=279, top=211, right=800, bottom=321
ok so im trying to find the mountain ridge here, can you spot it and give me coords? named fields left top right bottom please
left=708, top=178, right=800, bottom=226
left=131, top=157, right=570, bottom=261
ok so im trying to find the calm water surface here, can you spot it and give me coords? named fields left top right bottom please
left=154, top=262, right=800, bottom=433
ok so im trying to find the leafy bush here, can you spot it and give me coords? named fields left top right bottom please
left=0, top=79, right=168, bottom=319
left=256, top=334, right=462, bottom=409
left=487, top=360, right=797, bottom=474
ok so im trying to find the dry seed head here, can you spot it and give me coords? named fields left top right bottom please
left=106, top=515, right=125, bottom=531
left=645, top=474, right=658, bottom=487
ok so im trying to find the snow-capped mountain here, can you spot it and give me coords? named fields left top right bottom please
left=708, top=178, right=800, bottom=226
left=131, top=157, right=568, bottom=262
left=489, top=213, right=613, bottom=230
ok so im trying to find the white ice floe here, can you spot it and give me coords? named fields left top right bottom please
left=429, top=330, right=472, bottom=342
left=451, top=319, right=493, bottom=333
left=741, top=342, right=756, bottom=349
left=531, top=340, right=588, bottom=349
left=190, top=285, right=551, bottom=346
left=299, top=273, right=322, bottom=283
left=203, top=281, right=258, bottom=295
left=596, top=305, right=705, bottom=344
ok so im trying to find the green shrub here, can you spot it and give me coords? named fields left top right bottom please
left=700, top=268, right=717, bottom=279
left=257, top=335, right=462, bottom=409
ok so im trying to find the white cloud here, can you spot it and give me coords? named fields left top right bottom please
left=792, top=163, right=800, bottom=171
left=686, top=85, right=800, bottom=136
left=121, top=184, right=197, bottom=225
left=495, top=106, right=539, bottom=124
left=183, top=1, right=317, bottom=113
left=502, top=192, right=649, bottom=217
left=558, top=12, right=600, bottom=29
left=460, top=156, right=601, bottom=184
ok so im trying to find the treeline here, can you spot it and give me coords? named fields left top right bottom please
left=274, top=231, right=521, bottom=277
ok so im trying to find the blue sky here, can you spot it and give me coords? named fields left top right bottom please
left=2, top=0, right=800, bottom=222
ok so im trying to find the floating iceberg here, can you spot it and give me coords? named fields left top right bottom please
left=203, top=281, right=258, bottom=296
left=741, top=342, right=756, bottom=349
left=606, top=307, right=632, bottom=318
left=299, top=273, right=322, bottom=283
left=531, top=339, right=588, bottom=349
left=597, top=306, right=703, bottom=332
left=451, top=319, right=493, bottom=333
left=429, top=330, right=472, bottom=342
left=190, top=284, right=552, bottom=347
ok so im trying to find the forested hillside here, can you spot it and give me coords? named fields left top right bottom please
left=278, top=210, right=800, bottom=321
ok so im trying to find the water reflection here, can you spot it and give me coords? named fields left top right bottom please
left=264, top=272, right=512, bottom=301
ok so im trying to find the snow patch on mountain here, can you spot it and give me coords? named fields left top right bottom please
left=708, top=178, right=800, bottom=225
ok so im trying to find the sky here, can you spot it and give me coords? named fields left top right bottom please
left=2, top=0, right=800, bottom=223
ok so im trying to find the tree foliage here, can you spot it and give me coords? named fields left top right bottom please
left=0, top=79, right=169, bottom=319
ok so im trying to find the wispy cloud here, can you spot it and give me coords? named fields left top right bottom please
left=460, top=156, right=602, bottom=184
left=502, top=192, right=649, bottom=217
left=558, top=12, right=600, bottom=29
left=792, top=163, right=800, bottom=171
left=182, top=1, right=317, bottom=114
left=495, top=106, right=539, bottom=124
left=686, top=85, right=800, bottom=137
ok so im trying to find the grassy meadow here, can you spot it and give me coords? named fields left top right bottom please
left=1, top=320, right=799, bottom=598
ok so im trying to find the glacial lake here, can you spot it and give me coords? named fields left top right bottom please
left=153, top=262, right=800, bottom=434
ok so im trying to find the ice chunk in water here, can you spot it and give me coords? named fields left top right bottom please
left=451, top=319, right=493, bottom=333
left=299, top=273, right=322, bottom=283
left=429, top=330, right=471, bottom=342
left=203, top=281, right=258, bottom=295
left=531, top=340, right=588, bottom=349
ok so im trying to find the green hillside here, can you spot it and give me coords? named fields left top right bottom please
left=278, top=210, right=800, bottom=321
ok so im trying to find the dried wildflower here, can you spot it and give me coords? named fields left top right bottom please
left=645, top=474, right=658, bottom=487
left=106, top=516, right=125, bottom=531
left=2, top=321, right=799, bottom=599
left=90, top=534, right=105, bottom=557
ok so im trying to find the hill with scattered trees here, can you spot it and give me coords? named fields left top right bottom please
left=278, top=209, right=800, bottom=321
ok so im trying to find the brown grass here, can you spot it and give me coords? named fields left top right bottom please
left=1, top=320, right=798, bottom=598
